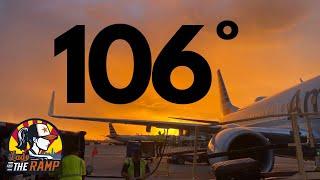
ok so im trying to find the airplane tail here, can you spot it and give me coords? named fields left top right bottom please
left=217, top=69, right=239, bottom=116
left=108, top=123, right=118, bottom=138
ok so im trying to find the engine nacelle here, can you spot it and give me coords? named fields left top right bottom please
left=208, top=127, right=274, bottom=172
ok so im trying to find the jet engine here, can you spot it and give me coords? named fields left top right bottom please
left=208, top=127, right=274, bottom=172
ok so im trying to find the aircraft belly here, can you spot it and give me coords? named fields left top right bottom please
left=215, top=116, right=318, bottom=145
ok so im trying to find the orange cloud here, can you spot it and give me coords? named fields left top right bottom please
left=0, top=1, right=320, bottom=139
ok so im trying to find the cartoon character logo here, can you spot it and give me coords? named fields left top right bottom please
left=16, top=123, right=58, bottom=159
left=7, top=119, right=62, bottom=172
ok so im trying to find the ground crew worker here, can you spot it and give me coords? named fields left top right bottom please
left=59, top=149, right=86, bottom=180
left=156, top=131, right=165, bottom=156
left=121, top=150, right=150, bottom=180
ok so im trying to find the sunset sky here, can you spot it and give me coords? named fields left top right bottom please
left=1, top=1, right=320, bottom=140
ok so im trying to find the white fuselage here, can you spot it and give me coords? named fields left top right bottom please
left=222, top=76, right=320, bottom=138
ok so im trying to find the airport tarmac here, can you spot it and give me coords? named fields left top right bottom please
left=84, top=144, right=316, bottom=180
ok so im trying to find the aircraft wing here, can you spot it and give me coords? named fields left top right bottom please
left=169, top=117, right=221, bottom=124
left=48, top=92, right=219, bottom=130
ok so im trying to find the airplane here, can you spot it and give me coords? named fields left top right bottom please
left=48, top=69, right=320, bottom=172
left=107, top=123, right=162, bottom=143
left=107, top=123, right=207, bottom=146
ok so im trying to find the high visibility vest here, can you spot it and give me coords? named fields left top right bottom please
left=60, top=155, right=86, bottom=180
left=125, top=158, right=146, bottom=179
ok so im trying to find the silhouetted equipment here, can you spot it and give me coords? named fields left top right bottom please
left=60, top=131, right=86, bottom=158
